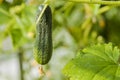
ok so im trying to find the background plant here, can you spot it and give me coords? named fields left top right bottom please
left=0, top=0, right=120, bottom=80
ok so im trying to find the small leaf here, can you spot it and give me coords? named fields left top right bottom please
left=10, top=28, right=23, bottom=47
left=63, top=43, right=120, bottom=80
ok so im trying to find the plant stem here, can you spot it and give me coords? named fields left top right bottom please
left=18, top=48, right=24, bottom=80
left=98, top=6, right=110, bottom=14
left=44, top=0, right=49, bottom=4
left=0, top=8, right=11, bottom=17
left=69, top=0, right=120, bottom=6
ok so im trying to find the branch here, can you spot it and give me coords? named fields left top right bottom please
left=18, top=48, right=24, bottom=80
left=69, top=0, right=120, bottom=6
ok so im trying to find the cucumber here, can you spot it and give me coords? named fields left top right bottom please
left=33, top=4, right=52, bottom=65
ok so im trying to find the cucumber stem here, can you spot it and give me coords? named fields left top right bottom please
left=36, top=4, right=48, bottom=25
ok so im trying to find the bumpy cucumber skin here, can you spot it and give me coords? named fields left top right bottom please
left=34, top=5, right=52, bottom=65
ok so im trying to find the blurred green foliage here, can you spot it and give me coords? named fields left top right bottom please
left=0, top=0, right=120, bottom=80
left=0, top=1, right=36, bottom=50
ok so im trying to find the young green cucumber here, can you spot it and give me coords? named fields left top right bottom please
left=33, top=4, right=52, bottom=65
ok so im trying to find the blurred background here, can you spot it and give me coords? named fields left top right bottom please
left=0, top=0, right=120, bottom=80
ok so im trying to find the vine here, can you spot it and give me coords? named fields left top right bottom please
left=69, top=0, right=120, bottom=6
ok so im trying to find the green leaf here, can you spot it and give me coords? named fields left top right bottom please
left=0, top=8, right=11, bottom=24
left=63, top=43, right=120, bottom=80
left=10, top=28, right=23, bottom=47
